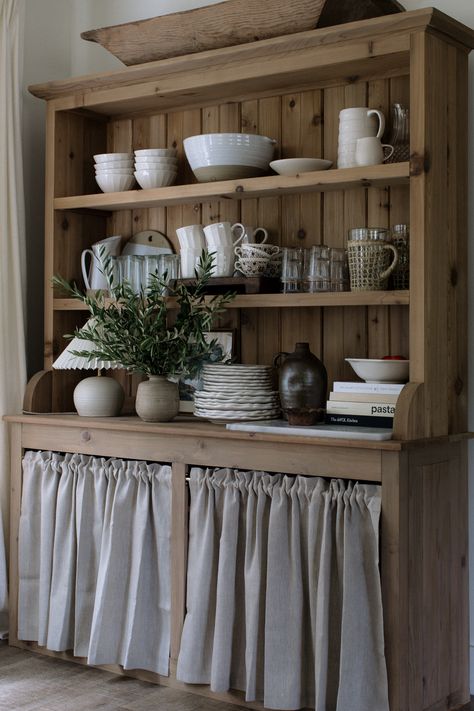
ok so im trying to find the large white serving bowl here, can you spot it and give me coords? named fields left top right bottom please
left=94, top=152, right=133, bottom=163
left=184, top=133, right=276, bottom=181
left=345, top=358, right=409, bottom=383
left=134, top=148, right=178, bottom=158
left=134, top=168, right=177, bottom=189
left=96, top=173, right=136, bottom=192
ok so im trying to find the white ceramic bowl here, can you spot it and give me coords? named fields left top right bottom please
left=134, top=157, right=178, bottom=166
left=95, top=158, right=134, bottom=167
left=95, top=173, right=136, bottom=192
left=95, top=167, right=134, bottom=175
left=345, top=358, right=409, bottom=383
left=270, top=158, right=333, bottom=176
left=134, top=148, right=178, bottom=158
left=94, top=152, right=133, bottom=163
left=184, top=133, right=276, bottom=182
left=134, top=169, right=177, bottom=189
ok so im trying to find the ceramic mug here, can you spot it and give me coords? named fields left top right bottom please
left=81, top=235, right=122, bottom=290
left=231, top=224, right=268, bottom=245
left=355, top=137, right=394, bottom=167
left=203, top=221, right=245, bottom=276
left=180, top=248, right=205, bottom=278
left=176, top=224, right=206, bottom=250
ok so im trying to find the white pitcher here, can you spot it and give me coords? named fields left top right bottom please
left=338, top=107, right=386, bottom=169
left=81, top=235, right=122, bottom=290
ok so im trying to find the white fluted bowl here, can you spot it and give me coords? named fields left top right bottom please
left=134, top=169, right=177, bottom=189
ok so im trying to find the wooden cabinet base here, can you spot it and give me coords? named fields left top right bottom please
left=7, top=416, right=470, bottom=711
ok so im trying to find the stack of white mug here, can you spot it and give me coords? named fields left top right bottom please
left=176, top=222, right=272, bottom=278
left=338, top=107, right=393, bottom=168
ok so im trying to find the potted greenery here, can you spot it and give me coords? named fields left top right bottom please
left=53, top=250, right=235, bottom=421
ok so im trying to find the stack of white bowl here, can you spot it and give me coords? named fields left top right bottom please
left=194, top=364, right=281, bottom=422
left=134, top=148, right=178, bottom=189
left=183, top=133, right=276, bottom=182
left=94, top=153, right=135, bottom=192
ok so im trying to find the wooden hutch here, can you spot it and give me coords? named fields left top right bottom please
left=7, top=8, right=474, bottom=711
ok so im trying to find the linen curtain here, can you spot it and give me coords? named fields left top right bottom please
left=177, top=468, right=389, bottom=711
left=18, top=451, right=171, bottom=675
left=0, top=0, right=27, bottom=638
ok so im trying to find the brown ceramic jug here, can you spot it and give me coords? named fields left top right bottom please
left=273, top=342, right=327, bottom=426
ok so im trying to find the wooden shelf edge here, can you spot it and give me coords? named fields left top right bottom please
left=53, top=163, right=410, bottom=212
left=52, top=291, right=409, bottom=311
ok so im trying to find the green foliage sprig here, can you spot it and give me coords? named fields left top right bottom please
left=52, top=248, right=235, bottom=378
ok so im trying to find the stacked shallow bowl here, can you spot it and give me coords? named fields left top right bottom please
left=183, top=133, right=276, bottom=182
left=194, top=364, right=280, bottom=422
left=134, top=148, right=178, bottom=188
left=94, top=152, right=135, bottom=192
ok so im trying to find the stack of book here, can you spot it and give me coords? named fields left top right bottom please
left=325, top=381, right=405, bottom=428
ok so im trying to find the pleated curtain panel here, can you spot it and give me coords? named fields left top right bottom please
left=0, top=0, right=27, bottom=637
left=177, top=468, right=389, bottom=711
left=18, top=451, right=171, bottom=675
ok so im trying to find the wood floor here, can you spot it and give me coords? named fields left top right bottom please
left=2, top=643, right=474, bottom=711
left=0, top=643, right=242, bottom=710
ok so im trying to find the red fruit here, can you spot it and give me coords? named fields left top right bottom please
left=383, top=355, right=406, bottom=360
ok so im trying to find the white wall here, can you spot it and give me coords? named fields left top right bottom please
left=22, top=0, right=474, bottom=684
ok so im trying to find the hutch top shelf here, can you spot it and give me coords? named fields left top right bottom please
left=29, top=8, right=474, bottom=114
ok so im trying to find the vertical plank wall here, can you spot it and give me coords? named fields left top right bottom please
left=51, top=75, right=410, bottom=406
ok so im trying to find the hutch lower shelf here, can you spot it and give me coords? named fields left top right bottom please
left=7, top=414, right=470, bottom=711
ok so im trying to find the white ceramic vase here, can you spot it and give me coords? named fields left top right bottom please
left=135, top=376, right=179, bottom=422
left=73, top=375, right=124, bottom=417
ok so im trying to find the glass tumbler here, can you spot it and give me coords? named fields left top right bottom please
left=329, top=247, right=349, bottom=291
left=303, top=246, right=330, bottom=292
left=281, top=248, right=304, bottom=293
left=141, top=255, right=161, bottom=290
left=118, top=255, right=143, bottom=294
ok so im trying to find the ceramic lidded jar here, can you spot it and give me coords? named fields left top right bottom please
left=274, top=342, right=328, bottom=426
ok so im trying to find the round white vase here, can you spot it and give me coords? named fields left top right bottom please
left=73, top=375, right=124, bottom=417
left=135, top=376, right=179, bottom=422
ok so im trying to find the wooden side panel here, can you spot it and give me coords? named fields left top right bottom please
left=407, top=443, right=469, bottom=710
left=446, top=46, right=468, bottom=434
left=409, top=33, right=467, bottom=437
left=381, top=450, right=408, bottom=711
left=8, top=424, right=22, bottom=645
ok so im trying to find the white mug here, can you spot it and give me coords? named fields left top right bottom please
left=176, top=224, right=206, bottom=250
left=355, top=137, right=394, bottom=167
left=81, top=235, right=122, bottom=290
left=203, top=222, right=245, bottom=276
left=180, top=248, right=205, bottom=279
left=231, top=224, right=268, bottom=245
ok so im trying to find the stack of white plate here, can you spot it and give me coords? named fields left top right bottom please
left=194, top=364, right=280, bottom=422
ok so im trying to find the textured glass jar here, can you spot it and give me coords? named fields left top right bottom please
left=386, top=103, right=410, bottom=163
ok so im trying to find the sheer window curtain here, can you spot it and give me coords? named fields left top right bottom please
left=0, top=0, right=27, bottom=638
left=18, top=451, right=171, bottom=675
left=177, top=468, right=389, bottom=711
